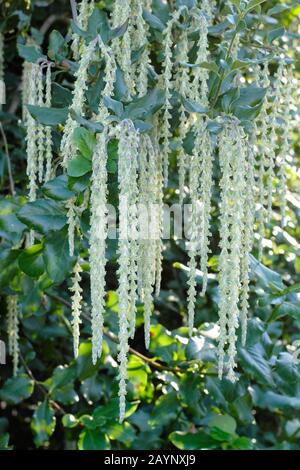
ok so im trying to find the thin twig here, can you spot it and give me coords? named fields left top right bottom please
left=40, top=14, right=68, bottom=36
left=0, top=122, right=15, bottom=196
left=70, top=0, right=78, bottom=23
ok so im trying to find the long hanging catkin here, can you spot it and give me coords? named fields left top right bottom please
left=61, top=39, right=97, bottom=168
left=218, top=122, right=247, bottom=381
left=117, top=120, right=140, bottom=422
left=70, top=261, right=83, bottom=358
left=0, top=33, right=4, bottom=110
left=89, top=129, right=108, bottom=364
left=7, top=296, right=19, bottom=376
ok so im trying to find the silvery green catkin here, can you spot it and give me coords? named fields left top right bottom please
left=218, top=123, right=246, bottom=381
left=61, top=39, right=97, bottom=168
left=26, top=64, right=39, bottom=203
left=153, top=115, right=164, bottom=298
left=98, top=38, right=117, bottom=121
left=7, top=296, right=19, bottom=376
left=277, top=64, right=294, bottom=227
left=191, top=12, right=209, bottom=106
left=111, top=0, right=134, bottom=98
left=117, top=120, right=140, bottom=422
left=44, top=64, right=53, bottom=182
left=36, top=64, right=45, bottom=183
left=199, top=128, right=214, bottom=297
left=127, top=125, right=139, bottom=341
left=161, top=7, right=184, bottom=187
left=256, top=63, right=271, bottom=260
left=135, top=0, right=151, bottom=97
left=71, top=0, right=95, bottom=60
left=138, top=135, right=157, bottom=348
left=187, top=119, right=202, bottom=336
left=0, top=33, right=4, bottom=111
left=70, top=261, right=83, bottom=358
left=89, top=129, right=108, bottom=364
left=175, top=29, right=190, bottom=204
left=240, top=130, right=256, bottom=346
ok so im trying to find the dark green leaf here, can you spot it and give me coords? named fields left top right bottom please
left=19, top=243, right=44, bottom=278
left=0, top=375, right=34, bottom=405
left=17, top=199, right=67, bottom=234
left=31, top=401, right=56, bottom=447
left=43, top=228, right=74, bottom=283
left=27, top=105, right=69, bottom=126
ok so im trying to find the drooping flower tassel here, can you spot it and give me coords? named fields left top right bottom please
left=70, top=261, right=83, bottom=358
left=71, top=0, right=95, bottom=60
left=191, top=12, right=209, bottom=106
left=135, top=0, right=151, bottom=97
left=277, top=64, right=294, bottom=227
left=6, top=296, right=20, bottom=376
left=111, top=0, right=134, bottom=98
left=218, top=123, right=246, bottom=381
left=199, top=127, right=214, bottom=296
left=240, top=130, right=256, bottom=346
left=175, top=29, right=190, bottom=203
left=153, top=115, right=164, bottom=297
left=256, top=63, right=271, bottom=260
left=66, top=198, right=77, bottom=257
left=187, top=118, right=203, bottom=336
left=117, top=120, right=140, bottom=422
left=0, top=33, right=4, bottom=111
left=44, top=64, right=53, bottom=182
left=161, top=7, right=184, bottom=187
left=138, top=135, right=157, bottom=347
left=61, top=39, right=97, bottom=168
left=36, top=64, right=46, bottom=183
left=89, top=129, right=108, bottom=364
left=98, top=38, right=117, bottom=121
left=127, top=126, right=140, bottom=341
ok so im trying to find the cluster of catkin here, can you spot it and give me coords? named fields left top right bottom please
left=14, top=0, right=295, bottom=419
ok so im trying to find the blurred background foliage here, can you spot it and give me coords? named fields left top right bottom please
left=0, top=0, right=300, bottom=450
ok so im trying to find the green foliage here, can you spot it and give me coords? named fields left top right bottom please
left=0, top=0, right=299, bottom=451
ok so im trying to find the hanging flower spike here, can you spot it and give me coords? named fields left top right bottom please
left=175, top=28, right=190, bottom=204
left=71, top=0, right=95, bottom=60
left=161, top=7, right=185, bottom=187
left=70, top=261, right=83, bottom=358
left=134, top=0, right=151, bottom=97
left=199, top=128, right=214, bottom=297
left=66, top=198, right=77, bottom=257
left=256, top=63, right=271, bottom=261
left=218, top=122, right=246, bottom=381
left=187, top=117, right=203, bottom=336
left=89, top=129, right=108, bottom=364
left=111, top=0, right=134, bottom=99
left=117, top=120, right=140, bottom=422
left=277, top=64, right=294, bottom=228
left=44, top=64, right=53, bottom=182
left=98, top=38, right=117, bottom=122
left=152, top=115, right=164, bottom=298
left=0, top=33, right=4, bottom=111
left=36, top=64, right=46, bottom=183
left=6, top=295, right=20, bottom=376
left=138, top=135, right=157, bottom=347
left=127, top=128, right=140, bottom=341
left=61, top=38, right=97, bottom=168
left=240, top=130, right=256, bottom=346
left=191, top=12, right=209, bottom=106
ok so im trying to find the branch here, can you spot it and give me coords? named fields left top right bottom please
left=70, top=0, right=78, bottom=23
left=0, top=122, right=16, bottom=196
